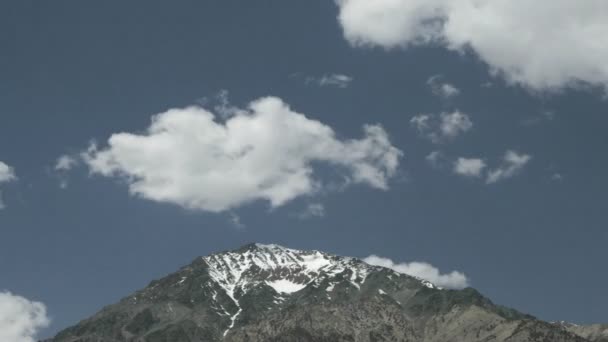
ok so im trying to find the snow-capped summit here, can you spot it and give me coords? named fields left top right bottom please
left=201, top=243, right=375, bottom=335
left=204, top=243, right=372, bottom=293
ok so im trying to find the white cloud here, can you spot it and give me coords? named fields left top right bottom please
left=337, top=0, right=608, bottom=92
left=486, top=150, right=532, bottom=184
left=195, top=90, right=240, bottom=119
left=53, top=155, right=80, bottom=189
left=82, top=96, right=402, bottom=212
left=440, top=111, right=472, bottom=138
left=363, top=255, right=469, bottom=289
left=0, top=291, right=50, bottom=342
left=453, top=157, right=486, bottom=178
left=427, top=75, right=460, bottom=99
left=304, top=74, right=354, bottom=88
left=213, top=89, right=240, bottom=119
left=337, top=0, right=445, bottom=48
left=228, top=213, right=245, bottom=229
left=425, top=150, right=445, bottom=168
left=297, top=203, right=326, bottom=219
left=451, top=151, right=531, bottom=183
left=521, top=110, right=556, bottom=127
left=410, top=114, right=431, bottom=133
left=54, top=155, right=78, bottom=171
left=0, top=161, right=16, bottom=210
left=410, top=111, right=472, bottom=143
left=0, top=162, right=16, bottom=183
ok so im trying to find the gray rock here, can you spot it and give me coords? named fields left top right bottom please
left=555, top=322, right=608, bottom=342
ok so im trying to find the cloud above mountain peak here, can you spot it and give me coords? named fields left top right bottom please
left=82, top=96, right=402, bottom=212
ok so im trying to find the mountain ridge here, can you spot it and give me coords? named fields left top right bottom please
left=49, top=243, right=603, bottom=342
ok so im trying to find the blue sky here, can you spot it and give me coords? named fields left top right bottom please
left=1, top=1, right=607, bottom=340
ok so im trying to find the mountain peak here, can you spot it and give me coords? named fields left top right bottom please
left=203, top=242, right=372, bottom=293
left=231, top=242, right=309, bottom=253
left=51, top=244, right=593, bottom=342
left=196, top=243, right=380, bottom=336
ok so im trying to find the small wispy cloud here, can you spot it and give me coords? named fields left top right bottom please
left=315, top=74, right=353, bottom=88
left=450, top=151, right=532, bottom=184
left=53, top=154, right=81, bottom=189
left=521, top=110, right=555, bottom=126
left=55, top=155, right=78, bottom=171
left=486, top=150, right=532, bottom=184
left=453, top=157, right=486, bottom=178
left=427, top=75, right=460, bottom=99
left=228, top=213, right=245, bottom=229
left=195, top=89, right=240, bottom=119
left=411, top=111, right=473, bottom=144
left=297, top=203, right=325, bottom=219
left=293, top=73, right=354, bottom=88
left=425, top=150, right=447, bottom=168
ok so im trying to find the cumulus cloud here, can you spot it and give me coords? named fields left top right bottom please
left=486, top=150, right=532, bottom=184
left=363, top=255, right=469, bottom=289
left=0, top=161, right=17, bottom=209
left=410, top=111, right=472, bottom=143
left=427, top=75, right=460, bottom=99
left=302, top=73, right=354, bottom=88
left=337, top=0, right=608, bottom=92
left=454, top=157, right=486, bottom=178
left=82, top=96, right=402, bottom=212
left=0, top=291, right=50, bottom=342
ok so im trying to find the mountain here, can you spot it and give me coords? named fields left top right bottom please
left=50, top=243, right=599, bottom=342
left=555, top=322, right=608, bottom=342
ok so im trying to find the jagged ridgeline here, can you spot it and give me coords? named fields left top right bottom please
left=50, top=243, right=600, bottom=342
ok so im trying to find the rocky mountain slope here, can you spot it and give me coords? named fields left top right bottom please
left=50, top=243, right=601, bottom=342
left=555, top=322, right=608, bottom=342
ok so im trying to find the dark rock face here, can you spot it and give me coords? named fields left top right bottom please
left=50, top=244, right=596, bottom=342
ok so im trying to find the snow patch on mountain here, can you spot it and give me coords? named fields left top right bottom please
left=266, top=279, right=307, bottom=294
